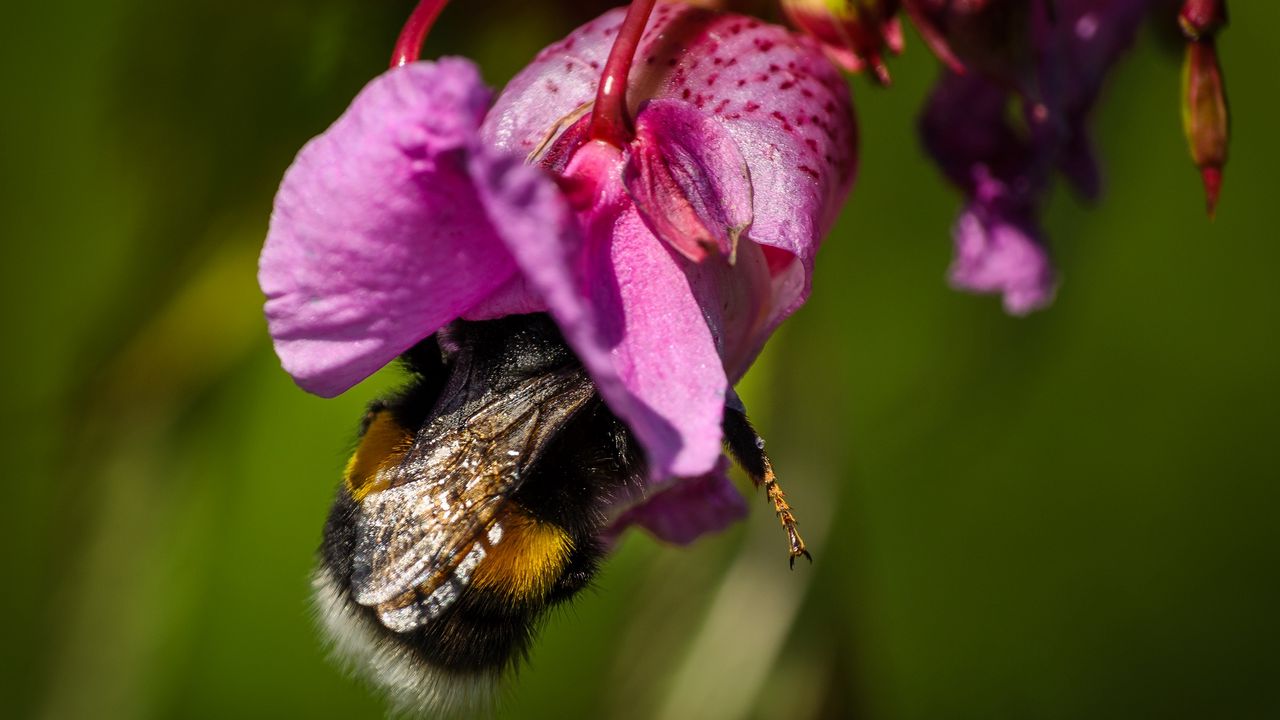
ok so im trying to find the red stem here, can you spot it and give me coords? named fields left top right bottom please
left=589, top=0, right=658, bottom=146
left=391, top=0, right=450, bottom=68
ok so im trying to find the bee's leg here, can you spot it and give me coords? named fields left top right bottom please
left=722, top=407, right=812, bottom=568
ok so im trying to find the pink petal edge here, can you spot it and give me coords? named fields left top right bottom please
left=260, top=59, right=518, bottom=396
left=605, top=456, right=748, bottom=545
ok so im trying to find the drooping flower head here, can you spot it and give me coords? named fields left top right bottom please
left=260, top=2, right=855, bottom=538
left=776, top=0, right=1231, bottom=313
left=262, top=3, right=855, bottom=711
left=916, top=0, right=1161, bottom=313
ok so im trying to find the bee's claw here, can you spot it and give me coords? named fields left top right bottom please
left=787, top=548, right=813, bottom=570
left=786, top=527, right=812, bottom=569
left=722, top=408, right=814, bottom=571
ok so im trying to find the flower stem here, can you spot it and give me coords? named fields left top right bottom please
left=391, top=0, right=450, bottom=68
left=589, top=0, right=657, bottom=146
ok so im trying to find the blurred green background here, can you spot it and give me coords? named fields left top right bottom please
left=3, top=1, right=1277, bottom=718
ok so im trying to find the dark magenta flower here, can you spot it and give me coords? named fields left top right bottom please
left=919, top=0, right=1154, bottom=313
left=260, top=3, right=855, bottom=540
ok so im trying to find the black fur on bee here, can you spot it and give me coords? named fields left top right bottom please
left=313, top=314, right=644, bottom=713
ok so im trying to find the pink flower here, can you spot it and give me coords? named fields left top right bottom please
left=918, top=0, right=1154, bottom=313
left=259, top=4, right=855, bottom=540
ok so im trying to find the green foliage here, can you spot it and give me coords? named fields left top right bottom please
left=2, top=2, right=1277, bottom=718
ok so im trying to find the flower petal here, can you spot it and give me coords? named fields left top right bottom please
left=474, top=141, right=729, bottom=480
left=920, top=69, right=1031, bottom=194
left=461, top=148, right=582, bottom=323
left=1042, top=0, right=1151, bottom=198
left=949, top=199, right=1056, bottom=316
left=606, top=457, right=748, bottom=545
left=260, top=59, right=519, bottom=396
left=623, top=99, right=752, bottom=263
left=683, top=233, right=773, bottom=382
left=921, top=70, right=1058, bottom=315
left=580, top=204, right=734, bottom=479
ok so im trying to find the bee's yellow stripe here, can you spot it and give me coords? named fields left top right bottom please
left=471, top=510, right=573, bottom=601
left=344, top=411, right=414, bottom=501
left=346, top=413, right=573, bottom=602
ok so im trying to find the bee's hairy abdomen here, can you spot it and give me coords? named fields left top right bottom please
left=313, top=314, right=644, bottom=714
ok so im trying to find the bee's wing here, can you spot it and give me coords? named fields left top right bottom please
left=350, top=366, right=596, bottom=631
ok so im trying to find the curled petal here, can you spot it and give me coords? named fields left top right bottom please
left=606, top=457, right=748, bottom=545
left=260, top=60, right=519, bottom=396
left=578, top=205, right=740, bottom=479
left=624, top=99, right=753, bottom=263
left=683, top=234, right=773, bottom=382
left=460, top=151, right=584, bottom=322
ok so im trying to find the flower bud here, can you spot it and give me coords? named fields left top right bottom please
left=1182, top=36, right=1229, bottom=216
left=780, top=0, right=904, bottom=85
left=1179, top=0, right=1227, bottom=40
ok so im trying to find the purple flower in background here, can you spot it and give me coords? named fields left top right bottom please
left=919, top=0, right=1154, bottom=313
left=260, top=3, right=855, bottom=541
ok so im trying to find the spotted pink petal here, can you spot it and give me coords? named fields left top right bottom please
left=480, top=4, right=856, bottom=332
left=607, top=457, right=748, bottom=545
left=623, top=99, right=752, bottom=263
left=260, top=59, right=527, bottom=396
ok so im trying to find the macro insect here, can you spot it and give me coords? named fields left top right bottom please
left=312, top=313, right=809, bottom=711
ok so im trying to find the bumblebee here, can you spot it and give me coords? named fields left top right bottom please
left=312, top=313, right=808, bottom=714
